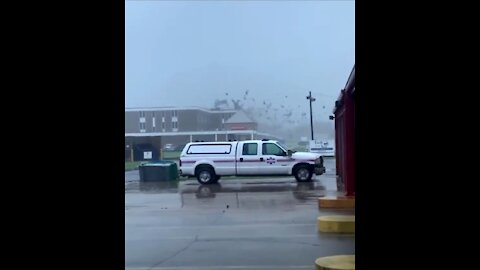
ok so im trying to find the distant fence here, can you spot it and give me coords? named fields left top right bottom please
left=161, top=151, right=181, bottom=160
left=125, top=149, right=180, bottom=162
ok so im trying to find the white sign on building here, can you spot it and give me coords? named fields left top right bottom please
left=309, top=139, right=335, bottom=156
left=143, top=151, right=152, bottom=159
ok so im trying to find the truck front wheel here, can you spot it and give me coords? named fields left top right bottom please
left=196, top=166, right=216, bottom=184
left=294, top=165, right=313, bottom=182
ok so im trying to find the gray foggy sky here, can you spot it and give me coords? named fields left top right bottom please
left=125, top=1, right=355, bottom=122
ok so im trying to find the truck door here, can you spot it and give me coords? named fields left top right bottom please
left=259, top=142, right=291, bottom=175
left=236, top=142, right=261, bottom=175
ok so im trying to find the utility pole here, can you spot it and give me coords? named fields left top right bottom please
left=306, top=91, right=316, bottom=140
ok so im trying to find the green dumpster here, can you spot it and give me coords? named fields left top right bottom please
left=139, top=160, right=179, bottom=182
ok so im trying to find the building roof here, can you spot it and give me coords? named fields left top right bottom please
left=125, top=106, right=236, bottom=114
left=224, top=110, right=256, bottom=124
left=344, top=64, right=355, bottom=94
left=125, top=130, right=281, bottom=140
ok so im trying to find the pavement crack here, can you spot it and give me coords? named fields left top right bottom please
left=147, top=210, right=225, bottom=270
left=147, top=235, right=198, bottom=270
left=200, top=237, right=322, bottom=247
left=147, top=211, right=225, bottom=269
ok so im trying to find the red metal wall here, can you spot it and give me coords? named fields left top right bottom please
left=334, top=69, right=355, bottom=197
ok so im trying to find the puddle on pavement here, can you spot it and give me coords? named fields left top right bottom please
left=126, top=179, right=329, bottom=207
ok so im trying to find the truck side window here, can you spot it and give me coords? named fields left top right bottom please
left=242, top=143, right=258, bottom=155
left=262, top=143, right=286, bottom=156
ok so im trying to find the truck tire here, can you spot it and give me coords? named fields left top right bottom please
left=294, top=165, right=313, bottom=182
left=196, top=166, right=216, bottom=184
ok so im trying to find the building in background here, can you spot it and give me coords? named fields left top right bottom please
left=125, top=106, right=236, bottom=133
left=125, top=106, right=281, bottom=161
left=224, top=110, right=257, bottom=131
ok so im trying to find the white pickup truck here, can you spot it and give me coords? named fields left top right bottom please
left=179, top=139, right=325, bottom=184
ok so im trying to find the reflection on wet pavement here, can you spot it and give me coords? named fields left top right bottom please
left=125, top=178, right=334, bottom=210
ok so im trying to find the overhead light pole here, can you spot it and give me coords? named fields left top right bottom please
left=306, top=91, right=316, bottom=140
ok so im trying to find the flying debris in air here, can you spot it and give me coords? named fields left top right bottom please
left=243, top=90, right=249, bottom=100
left=231, top=99, right=243, bottom=110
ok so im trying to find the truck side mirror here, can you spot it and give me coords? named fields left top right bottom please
left=287, top=150, right=293, bottom=156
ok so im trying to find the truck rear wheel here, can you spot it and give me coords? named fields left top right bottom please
left=294, top=165, right=313, bottom=182
left=196, top=166, right=216, bottom=184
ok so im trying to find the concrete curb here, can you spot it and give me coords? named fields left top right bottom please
left=318, top=196, right=355, bottom=209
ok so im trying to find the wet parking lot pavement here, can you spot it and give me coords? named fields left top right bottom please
left=125, top=159, right=354, bottom=270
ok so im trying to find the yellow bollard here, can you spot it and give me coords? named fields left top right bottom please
left=315, top=255, right=355, bottom=270
left=317, top=215, right=355, bottom=233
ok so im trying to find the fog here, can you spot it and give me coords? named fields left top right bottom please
left=125, top=1, right=355, bottom=142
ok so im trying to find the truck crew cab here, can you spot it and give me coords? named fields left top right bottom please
left=179, top=139, right=325, bottom=184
